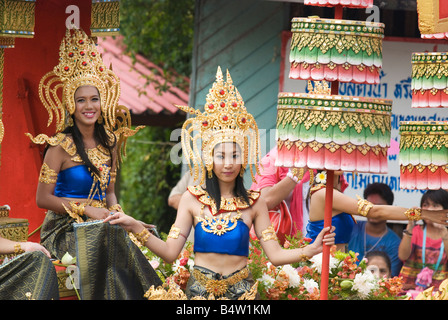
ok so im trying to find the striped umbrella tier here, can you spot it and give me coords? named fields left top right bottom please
left=304, top=0, right=373, bottom=8
left=289, top=17, right=385, bottom=84
left=412, top=52, right=448, bottom=108
left=276, top=92, right=392, bottom=173
left=399, top=121, right=448, bottom=189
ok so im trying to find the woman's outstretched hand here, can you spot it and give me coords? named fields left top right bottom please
left=306, top=226, right=336, bottom=257
left=103, top=211, right=141, bottom=234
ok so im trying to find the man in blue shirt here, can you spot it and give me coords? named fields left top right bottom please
left=348, top=183, right=402, bottom=277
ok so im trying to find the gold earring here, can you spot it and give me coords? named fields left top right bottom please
left=98, top=114, right=103, bottom=124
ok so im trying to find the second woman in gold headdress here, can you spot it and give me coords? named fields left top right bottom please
left=105, top=67, right=336, bottom=300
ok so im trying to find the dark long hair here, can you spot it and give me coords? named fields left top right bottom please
left=61, top=117, right=116, bottom=177
left=205, top=170, right=250, bottom=212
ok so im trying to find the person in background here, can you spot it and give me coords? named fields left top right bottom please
left=348, top=183, right=402, bottom=276
left=250, top=147, right=312, bottom=243
left=398, top=189, right=448, bottom=297
left=168, top=171, right=200, bottom=210
left=306, top=170, right=448, bottom=252
left=365, top=250, right=392, bottom=279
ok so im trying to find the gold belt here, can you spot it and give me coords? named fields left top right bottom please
left=192, top=267, right=249, bottom=297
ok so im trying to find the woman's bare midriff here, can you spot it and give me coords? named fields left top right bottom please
left=194, top=252, right=248, bottom=276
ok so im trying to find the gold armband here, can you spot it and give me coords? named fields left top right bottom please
left=299, top=248, right=311, bottom=262
left=134, top=228, right=151, bottom=245
left=404, top=208, right=422, bottom=221
left=356, top=195, right=373, bottom=217
left=108, top=204, right=123, bottom=212
left=261, top=225, right=278, bottom=242
left=38, top=163, right=58, bottom=184
left=167, top=225, right=181, bottom=239
left=110, top=170, right=117, bottom=184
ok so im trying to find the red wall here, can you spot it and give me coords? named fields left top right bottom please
left=0, top=0, right=92, bottom=241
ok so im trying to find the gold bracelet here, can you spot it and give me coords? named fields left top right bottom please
left=404, top=207, right=422, bottom=221
left=134, top=228, right=151, bottom=245
left=108, top=204, right=123, bottom=212
left=14, top=243, right=24, bottom=254
left=299, top=248, right=311, bottom=262
left=68, top=201, right=86, bottom=216
left=287, top=168, right=305, bottom=183
left=356, top=195, right=373, bottom=217
left=62, top=201, right=86, bottom=223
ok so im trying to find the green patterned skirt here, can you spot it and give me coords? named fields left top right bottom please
left=40, top=211, right=162, bottom=299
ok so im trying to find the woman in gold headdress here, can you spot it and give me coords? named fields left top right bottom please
left=104, top=67, right=336, bottom=300
left=27, top=28, right=162, bottom=299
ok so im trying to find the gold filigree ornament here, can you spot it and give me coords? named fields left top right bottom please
left=25, top=27, right=143, bottom=165
left=195, top=209, right=243, bottom=236
left=176, top=67, right=261, bottom=185
left=38, top=163, right=58, bottom=184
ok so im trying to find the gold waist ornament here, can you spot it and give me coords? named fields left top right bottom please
left=192, top=267, right=249, bottom=297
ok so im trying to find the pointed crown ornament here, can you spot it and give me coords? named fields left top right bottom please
left=38, top=27, right=120, bottom=132
left=27, top=27, right=142, bottom=164
left=177, top=67, right=261, bottom=184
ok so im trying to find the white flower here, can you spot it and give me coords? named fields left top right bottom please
left=281, top=265, right=301, bottom=288
left=187, top=258, right=195, bottom=269
left=61, top=252, right=76, bottom=265
left=303, top=278, right=319, bottom=293
left=172, top=260, right=184, bottom=273
left=309, top=253, right=338, bottom=273
left=353, top=271, right=377, bottom=298
left=260, top=274, right=275, bottom=288
left=315, top=171, right=327, bottom=184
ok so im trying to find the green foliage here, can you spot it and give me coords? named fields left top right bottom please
left=117, top=0, right=194, bottom=233
left=119, top=0, right=195, bottom=88
left=119, top=127, right=181, bottom=233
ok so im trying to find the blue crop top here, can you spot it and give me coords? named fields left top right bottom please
left=54, top=165, right=109, bottom=201
left=188, top=185, right=259, bottom=257
left=194, top=220, right=250, bottom=256
left=306, top=213, right=355, bottom=244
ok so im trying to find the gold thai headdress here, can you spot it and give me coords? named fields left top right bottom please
left=26, top=27, right=141, bottom=164
left=177, top=67, right=261, bottom=184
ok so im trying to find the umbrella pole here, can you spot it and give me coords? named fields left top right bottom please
left=319, top=169, right=334, bottom=300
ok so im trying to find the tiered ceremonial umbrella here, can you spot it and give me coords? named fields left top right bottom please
left=289, top=17, right=384, bottom=84
left=399, top=0, right=448, bottom=190
left=304, top=0, right=373, bottom=8
left=276, top=2, right=392, bottom=300
left=411, top=52, right=448, bottom=108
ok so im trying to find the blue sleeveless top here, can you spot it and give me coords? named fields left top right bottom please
left=194, top=220, right=250, bottom=256
left=188, top=185, right=259, bottom=257
left=54, top=165, right=109, bottom=201
left=306, top=213, right=355, bottom=244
